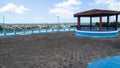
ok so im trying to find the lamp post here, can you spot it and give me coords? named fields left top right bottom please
left=57, top=16, right=59, bottom=28
left=3, top=15, right=6, bottom=37
left=3, top=15, right=5, bottom=30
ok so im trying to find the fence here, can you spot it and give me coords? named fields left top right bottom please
left=0, top=27, right=76, bottom=37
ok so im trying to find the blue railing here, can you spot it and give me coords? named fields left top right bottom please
left=0, top=27, right=76, bottom=38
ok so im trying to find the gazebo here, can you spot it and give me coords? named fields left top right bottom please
left=74, top=9, right=120, bottom=38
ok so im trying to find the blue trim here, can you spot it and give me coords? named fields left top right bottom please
left=75, top=30, right=119, bottom=38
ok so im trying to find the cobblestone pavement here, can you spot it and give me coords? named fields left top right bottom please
left=0, top=32, right=120, bottom=68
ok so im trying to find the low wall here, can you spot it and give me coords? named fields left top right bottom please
left=0, top=28, right=76, bottom=38
left=75, top=30, right=119, bottom=38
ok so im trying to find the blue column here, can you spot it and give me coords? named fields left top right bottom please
left=64, top=28, right=65, bottom=32
left=52, top=28, right=54, bottom=32
left=23, top=29, right=26, bottom=34
left=74, top=27, right=76, bottom=31
left=32, top=29, right=34, bottom=34
left=14, top=30, right=17, bottom=36
left=69, top=28, right=70, bottom=31
left=46, top=28, right=48, bottom=32
left=58, top=28, right=60, bottom=32
left=3, top=30, right=6, bottom=37
left=39, top=29, right=41, bottom=33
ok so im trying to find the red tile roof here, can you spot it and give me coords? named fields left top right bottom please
left=74, top=9, right=120, bottom=17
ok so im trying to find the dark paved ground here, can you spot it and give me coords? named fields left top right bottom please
left=0, top=32, right=120, bottom=68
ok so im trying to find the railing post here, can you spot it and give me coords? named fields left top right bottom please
left=52, top=28, right=54, bottom=32
left=14, top=30, right=17, bottom=36
left=32, top=29, right=34, bottom=34
left=4, top=29, right=6, bottom=37
left=69, top=28, right=70, bottom=31
left=23, top=29, right=26, bottom=34
left=58, top=27, right=60, bottom=32
left=74, top=27, right=76, bottom=31
left=39, top=29, right=41, bottom=33
left=46, top=28, right=48, bottom=32
left=64, top=28, right=65, bottom=32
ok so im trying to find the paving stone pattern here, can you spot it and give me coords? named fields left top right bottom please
left=0, top=32, right=120, bottom=68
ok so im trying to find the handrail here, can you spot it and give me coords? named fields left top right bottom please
left=0, top=27, right=76, bottom=38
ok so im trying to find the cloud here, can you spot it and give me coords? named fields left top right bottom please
left=0, top=3, right=29, bottom=14
left=49, top=0, right=82, bottom=19
left=15, top=17, right=41, bottom=21
left=94, top=0, right=120, bottom=11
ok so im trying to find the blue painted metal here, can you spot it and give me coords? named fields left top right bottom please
left=75, top=30, right=119, bottom=38
left=87, top=55, right=120, bottom=68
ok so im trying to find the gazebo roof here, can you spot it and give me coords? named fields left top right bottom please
left=74, top=9, right=120, bottom=17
